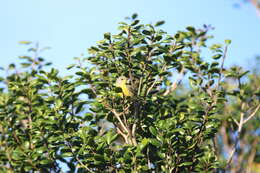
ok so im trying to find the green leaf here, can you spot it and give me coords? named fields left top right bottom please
left=142, top=30, right=151, bottom=35
left=131, top=20, right=140, bottom=26
left=106, top=131, right=118, bottom=144
left=21, top=63, right=31, bottom=68
left=149, top=126, right=158, bottom=136
left=212, top=54, right=222, bottom=60
left=81, top=88, right=96, bottom=99
left=149, top=138, right=162, bottom=147
left=139, top=138, right=149, bottom=151
left=18, top=40, right=32, bottom=45
left=179, top=162, right=193, bottom=166
left=159, top=71, right=170, bottom=76
left=40, top=159, right=52, bottom=165
left=19, top=56, right=32, bottom=61
left=225, top=39, right=231, bottom=45
left=66, top=64, right=76, bottom=70
left=186, top=26, right=195, bottom=33
left=75, top=102, right=85, bottom=113
left=104, top=32, right=111, bottom=40
left=75, top=71, right=86, bottom=76
left=61, top=152, right=73, bottom=157
left=84, top=112, right=93, bottom=121
left=132, top=13, right=138, bottom=19
left=155, top=20, right=165, bottom=27
left=8, top=63, right=15, bottom=69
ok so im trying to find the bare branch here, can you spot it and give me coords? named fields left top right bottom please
left=137, top=77, right=143, bottom=96
left=217, top=45, right=228, bottom=90
left=226, top=103, right=259, bottom=170
left=231, top=116, right=239, bottom=126
left=146, top=64, right=167, bottom=96
left=131, top=123, right=137, bottom=146
left=146, top=77, right=159, bottom=96
left=243, top=104, right=260, bottom=124
left=163, top=66, right=185, bottom=96
left=226, top=103, right=245, bottom=167
left=116, top=127, right=129, bottom=144
left=111, top=109, right=129, bottom=133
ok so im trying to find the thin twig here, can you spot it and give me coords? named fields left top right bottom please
left=243, top=104, right=260, bottom=124
left=232, top=117, right=239, bottom=126
left=226, top=103, right=259, bottom=169
left=146, top=77, right=158, bottom=96
left=226, top=103, right=245, bottom=166
left=146, top=64, right=167, bottom=96
left=217, top=45, right=228, bottom=89
left=228, top=104, right=260, bottom=170
left=163, top=66, right=185, bottom=96
left=66, top=141, right=94, bottom=173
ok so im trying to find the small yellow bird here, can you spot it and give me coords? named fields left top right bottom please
left=116, top=76, right=133, bottom=97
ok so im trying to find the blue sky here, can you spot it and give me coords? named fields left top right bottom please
left=1, top=0, right=260, bottom=73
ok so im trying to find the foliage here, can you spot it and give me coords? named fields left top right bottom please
left=0, top=15, right=259, bottom=172
left=216, top=59, right=260, bottom=173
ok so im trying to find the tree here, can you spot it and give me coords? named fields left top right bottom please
left=0, top=14, right=259, bottom=172
left=216, top=58, right=260, bottom=173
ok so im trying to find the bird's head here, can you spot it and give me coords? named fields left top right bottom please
left=116, top=76, right=128, bottom=87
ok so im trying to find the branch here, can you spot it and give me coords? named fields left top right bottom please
left=111, top=109, right=129, bottom=133
left=146, top=77, right=158, bottom=96
left=163, top=66, right=185, bottom=96
left=116, top=127, right=129, bottom=144
left=243, top=104, right=260, bottom=124
left=146, top=64, right=167, bottom=96
left=226, top=103, right=245, bottom=167
left=137, top=77, right=143, bottom=96
left=66, top=141, right=94, bottom=173
left=107, top=105, right=135, bottom=145
left=226, top=102, right=259, bottom=169
left=131, top=123, right=137, bottom=146
left=231, top=117, right=239, bottom=126
left=217, top=45, right=228, bottom=89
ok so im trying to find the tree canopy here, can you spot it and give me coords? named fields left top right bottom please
left=0, top=14, right=259, bottom=172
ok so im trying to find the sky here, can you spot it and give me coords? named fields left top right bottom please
left=0, top=0, right=260, bottom=74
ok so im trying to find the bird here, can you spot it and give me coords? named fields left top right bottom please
left=115, top=76, right=134, bottom=97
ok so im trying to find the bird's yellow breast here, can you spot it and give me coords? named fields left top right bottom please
left=121, top=83, right=133, bottom=97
